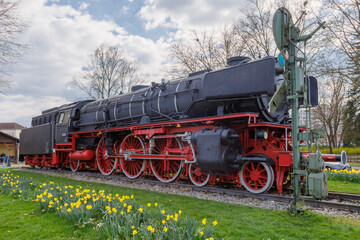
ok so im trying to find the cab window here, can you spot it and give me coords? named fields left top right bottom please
left=57, top=112, right=70, bottom=125
left=63, top=112, right=70, bottom=124
left=57, top=112, right=65, bottom=124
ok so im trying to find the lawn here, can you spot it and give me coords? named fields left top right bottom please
left=328, top=180, right=360, bottom=194
left=0, top=194, right=102, bottom=240
left=1, top=168, right=359, bottom=240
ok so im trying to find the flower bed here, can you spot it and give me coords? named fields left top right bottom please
left=1, top=171, right=218, bottom=239
left=325, top=168, right=360, bottom=183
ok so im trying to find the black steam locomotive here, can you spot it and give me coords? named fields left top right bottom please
left=21, top=56, right=309, bottom=194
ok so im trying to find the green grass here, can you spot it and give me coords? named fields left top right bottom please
left=328, top=180, right=360, bottom=194
left=2, top=169, right=360, bottom=240
left=0, top=194, right=102, bottom=240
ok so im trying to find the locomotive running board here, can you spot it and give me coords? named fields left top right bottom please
left=107, top=153, right=188, bottom=161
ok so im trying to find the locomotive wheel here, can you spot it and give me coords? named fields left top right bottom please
left=188, top=163, right=210, bottom=187
left=240, top=161, right=274, bottom=194
left=70, top=159, right=80, bottom=172
left=150, top=138, right=184, bottom=183
left=96, top=137, right=117, bottom=176
left=119, top=134, right=146, bottom=179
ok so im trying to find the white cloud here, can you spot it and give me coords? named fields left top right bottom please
left=79, top=2, right=89, bottom=11
left=4, top=0, right=171, bottom=126
left=138, top=0, right=241, bottom=31
left=122, top=5, right=129, bottom=13
left=0, top=94, right=67, bottom=127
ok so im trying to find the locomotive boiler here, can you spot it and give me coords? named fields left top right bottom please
left=74, top=56, right=288, bottom=133
left=20, top=55, right=341, bottom=194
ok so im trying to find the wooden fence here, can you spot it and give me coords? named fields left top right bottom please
left=348, top=154, right=360, bottom=162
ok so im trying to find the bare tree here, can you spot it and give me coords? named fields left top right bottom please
left=325, top=0, right=360, bottom=89
left=169, top=0, right=324, bottom=77
left=324, top=0, right=360, bottom=146
left=169, top=25, right=246, bottom=77
left=73, top=44, right=142, bottom=99
left=313, top=72, right=346, bottom=152
left=0, top=0, right=27, bottom=93
left=234, top=0, right=278, bottom=59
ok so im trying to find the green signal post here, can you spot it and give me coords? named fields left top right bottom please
left=271, top=7, right=326, bottom=213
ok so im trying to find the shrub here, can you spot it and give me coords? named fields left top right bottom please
left=325, top=168, right=360, bottom=183
left=300, top=146, right=360, bottom=155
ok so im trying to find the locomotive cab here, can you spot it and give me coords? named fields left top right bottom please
left=55, top=110, right=71, bottom=143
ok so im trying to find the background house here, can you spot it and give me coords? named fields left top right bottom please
left=0, top=123, right=26, bottom=163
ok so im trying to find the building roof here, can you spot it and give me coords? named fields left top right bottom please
left=0, top=122, right=25, bottom=130
left=0, top=131, right=19, bottom=142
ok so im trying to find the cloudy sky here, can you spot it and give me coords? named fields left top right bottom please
left=0, top=0, right=246, bottom=127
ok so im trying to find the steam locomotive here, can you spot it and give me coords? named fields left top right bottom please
left=20, top=56, right=344, bottom=194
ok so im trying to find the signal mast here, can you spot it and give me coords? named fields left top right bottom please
left=269, top=7, right=327, bottom=213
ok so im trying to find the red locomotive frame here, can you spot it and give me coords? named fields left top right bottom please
left=24, top=113, right=298, bottom=194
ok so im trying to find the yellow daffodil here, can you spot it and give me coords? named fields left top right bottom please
left=163, top=226, right=168, bottom=232
left=213, top=220, right=218, bottom=226
left=202, top=218, right=207, bottom=225
left=147, top=225, right=155, bottom=233
left=132, top=230, right=137, bottom=236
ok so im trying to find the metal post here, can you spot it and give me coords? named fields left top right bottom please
left=289, top=37, right=301, bottom=212
left=271, top=7, right=326, bottom=213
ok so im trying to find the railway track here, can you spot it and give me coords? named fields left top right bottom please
left=20, top=167, right=360, bottom=212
